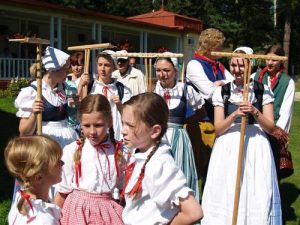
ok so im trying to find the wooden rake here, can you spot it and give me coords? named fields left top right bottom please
left=9, top=37, right=50, bottom=135
left=211, top=51, right=288, bottom=225
left=67, top=43, right=115, bottom=98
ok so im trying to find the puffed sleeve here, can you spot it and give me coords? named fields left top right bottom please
left=14, top=86, right=36, bottom=118
left=262, top=84, right=274, bottom=106
left=55, top=142, right=77, bottom=194
left=212, top=86, right=224, bottom=107
left=122, top=85, right=132, bottom=103
left=144, top=155, right=192, bottom=207
left=186, top=84, right=205, bottom=111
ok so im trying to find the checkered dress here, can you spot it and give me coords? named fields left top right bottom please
left=60, top=189, right=124, bottom=225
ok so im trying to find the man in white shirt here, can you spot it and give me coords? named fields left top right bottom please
left=112, top=50, right=147, bottom=96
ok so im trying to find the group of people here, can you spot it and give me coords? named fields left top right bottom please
left=4, top=27, right=294, bottom=225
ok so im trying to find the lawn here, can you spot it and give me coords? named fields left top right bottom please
left=0, top=98, right=299, bottom=224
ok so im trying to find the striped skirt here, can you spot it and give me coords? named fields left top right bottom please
left=60, top=189, right=124, bottom=225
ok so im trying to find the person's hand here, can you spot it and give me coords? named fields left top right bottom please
left=79, top=72, right=90, bottom=87
left=238, top=101, right=257, bottom=115
left=32, top=99, right=44, bottom=114
left=110, top=94, right=121, bottom=105
left=214, top=80, right=225, bottom=87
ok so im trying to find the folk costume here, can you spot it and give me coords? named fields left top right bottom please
left=154, top=81, right=204, bottom=200
left=185, top=53, right=234, bottom=179
left=201, top=81, right=282, bottom=225
left=15, top=80, right=77, bottom=148
left=8, top=191, right=60, bottom=225
left=90, top=79, right=132, bottom=141
left=122, top=144, right=192, bottom=225
left=56, top=138, right=126, bottom=225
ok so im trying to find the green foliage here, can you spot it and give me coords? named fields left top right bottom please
left=5, top=77, right=30, bottom=98
left=0, top=200, right=10, bottom=225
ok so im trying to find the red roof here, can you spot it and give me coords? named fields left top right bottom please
left=128, top=8, right=203, bottom=33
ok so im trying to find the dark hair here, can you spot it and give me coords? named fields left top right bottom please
left=265, top=44, right=285, bottom=56
left=96, top=52, right=116, bottom=70
left=123, top=92, right=168, bottom=142
left=70, top=52, right=84, bottom=66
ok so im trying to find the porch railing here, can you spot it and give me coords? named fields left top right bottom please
left=0, top=58, right=35, bottom=79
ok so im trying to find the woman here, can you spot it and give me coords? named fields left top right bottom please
left=154, top=55, right=204, bottom=201
left=89, top=52, right=132, bottom=141
left=15, top=46, right=78, bottom=148
left=201, top=47, right=282, bottom=225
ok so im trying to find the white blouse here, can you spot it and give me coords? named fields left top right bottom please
left=15, top=80, right=67, bottom=118
left=122, top=144, right=192, bottom=225
left=212, top=81, right=274, bottom=108
left=90, top=79, right=132, bottom=141
left=56, top=138, right=126, bottom=194
left=8, top=192, right=60, bottom=225
left=186, top=59, right=234, bottom=100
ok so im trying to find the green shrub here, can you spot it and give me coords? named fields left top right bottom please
left=6, top=77, right=30, bottom=97
left=0, top=200, right=10, bottom=225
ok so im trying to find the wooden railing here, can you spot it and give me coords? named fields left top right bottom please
left=0, top=58, right=35, bottom=79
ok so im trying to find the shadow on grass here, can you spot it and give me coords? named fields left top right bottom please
left=0, top=109, right=18, bottom=202
left=280, top=182, right=300, bottom=224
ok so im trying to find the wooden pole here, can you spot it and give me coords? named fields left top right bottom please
left=181, top=61, right=185, bottom=82
left=149, top=58, right=152, bottom=91
left=144, top=58, right=149, bottom=91
left=82, top=49, right=90, bottom=98
left=231, top=59, right=252, bottom=225
left=9, top=37, right=50, bottom=135
left=36, top=44, right=43, bottom=135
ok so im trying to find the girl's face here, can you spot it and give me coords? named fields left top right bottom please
left=230, top=57, right=245, bottom=86
left=156, top=59, right=176, bottom=88
left=45, top=158, right=64, bottom=186
left=71, top=62, right=84, bottom=77
left=81, top=112, right=112, bottom=146
left=97, top=57, right=113, bottom=83
left=122, top=105, right=158, bottom=152
left=265, top=53, right=282, bottom=75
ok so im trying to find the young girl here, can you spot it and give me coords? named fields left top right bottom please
left=54, top=94, right=125, bottom=225
left=14, top=46, right=78, bottom=148
left=154, top=56, right=204, bottom=201
left=121, top=92, right=203, bottom=225
left=88, top=52, right=132, bottom=141
left=201, top=48, right=281, bottom=225
left=5, top=135, right=63, bottom=225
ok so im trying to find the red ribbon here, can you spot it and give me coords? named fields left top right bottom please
left=19, top=190, right=33, bottom=212
left=194, top=53, right=225, bottom=78
left=103, top=86, right=109, bottom=97
left=163, top=90, right=171, bottom=105
left=120, top=162, right=136, bottom=201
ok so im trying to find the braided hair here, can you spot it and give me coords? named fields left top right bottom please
left=123, top=92, right=169, bottom=198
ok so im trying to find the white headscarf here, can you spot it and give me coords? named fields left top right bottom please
left=155, top=52, right=179, bottom=71
left=42, top=46, right=70, bottom=71
left=102, top=49, right=117, bottom=67
left=233, top=46, right=253, bottom=55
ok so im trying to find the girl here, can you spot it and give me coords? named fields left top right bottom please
left=89, top=52, right=132, bottom=141
left=154, top=56, right=205, bottom=201
left=201, top=47, right=282, bottom=225
left=54, top=94, right=125, bottom=225
left=5, top=135, right=63, bottom=225
left=14, top=46, right=78, bottom=148
left=121, top=92, right=203, bottom=225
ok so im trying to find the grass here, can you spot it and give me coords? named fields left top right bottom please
left=295, top=81, right=300, bottom=92
left=0, top=98, right=299, bottom=224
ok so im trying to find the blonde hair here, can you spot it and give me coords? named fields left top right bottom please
left=29, top=63, right=46, bottom=78
left=197, top=28, right=225, bottom=54
left=4, top=135, right=62, bottom=215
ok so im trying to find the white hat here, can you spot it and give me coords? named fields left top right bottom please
left=42, top=46, right=70, bottom=71
left=162, top=52, right=178, bottom=71
left=102, top=49, right=117, bottom=67
left=116, top=50, right=128, bottom=60
left=233, top=46, right=253, bottom=54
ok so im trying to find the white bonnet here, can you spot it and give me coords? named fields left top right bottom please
left=157, top=52, right=178, bottom=71
left=102, top=49, right=117, bottom=67
left=233, top=46, right=253, bottom=54
left=42, top=46, right=70, bottom=71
